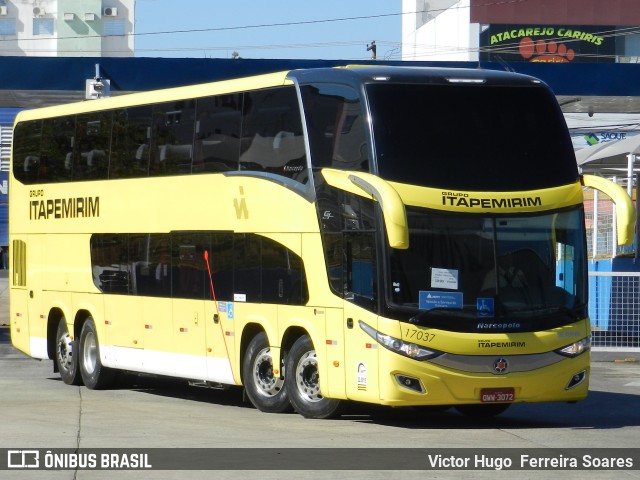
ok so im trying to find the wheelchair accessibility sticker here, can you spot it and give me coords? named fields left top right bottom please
left=476, top=298, right=495, bottom=318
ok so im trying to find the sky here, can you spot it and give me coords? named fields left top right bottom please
left=133, top=0, right=403, bottom=60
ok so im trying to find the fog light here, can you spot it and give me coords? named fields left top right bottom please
left=395, top=374, right=425, bottom=393
left=566, top=370, right=587, bottom=390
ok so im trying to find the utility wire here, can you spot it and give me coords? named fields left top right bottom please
left=3, top=0, right=531, bottom=44
left=6, top=0, right=640, bottom=61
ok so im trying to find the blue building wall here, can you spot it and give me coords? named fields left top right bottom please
left=2, top=56, right=640, bottom=96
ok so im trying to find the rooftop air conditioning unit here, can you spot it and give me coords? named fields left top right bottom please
left=103, top=7, right=117, bottom=17
left=0, top=6, right=7, bottom=16
left=33, top=7, right=45, bottom=16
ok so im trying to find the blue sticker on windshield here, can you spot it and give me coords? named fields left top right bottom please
left=476, top=298, right=495, bottom=318
left=419, top=291, right=463, bottom=310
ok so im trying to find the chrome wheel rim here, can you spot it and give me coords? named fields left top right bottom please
left=82, top=331, right=98, bottom=375
left=295, top=350, right=322, bottom=402
left=57, top=333, right=74, bottom=372
left=253, top=347, right=284, bottom=397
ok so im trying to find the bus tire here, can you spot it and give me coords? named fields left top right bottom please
left=242, top=332, right=291, bottom=413
left=285, top=334, right=342, bottom=419
left=455, top=403, right=511, bottom=417
left=55, top=318, right=82, bottom=385
left=78, top=318, right=115, bottom=390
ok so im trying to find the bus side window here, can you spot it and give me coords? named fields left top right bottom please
left=12, top=120, right=43, bottom=184
left=194, top=94, right=242, bottom=173
left=240, top=87, right=308, bottom=182
left=345, top=232, right=377, bottom=309
left=234, top=234, right=262, bottom=302
left=171, top=232, right=209, bottom=300
left=76, top=112, right=111, bottom=181
left=150, top=100, right=196, bottom=176
left=127, top=233, right=182, bottom=297
left=110, top=106, right=152, bottom=179
left=90, top=234, right=130, bottom=294
left=316, top=184, right=378, bottom=311
left=260, top=236, right=308, bottom=305
left=300, top=84, right=369, bottom=173
left=209, top=233, right=234, bottom=301
left=41, top=116, right=74, bottom=183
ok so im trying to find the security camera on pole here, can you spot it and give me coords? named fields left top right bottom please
left=85, top=64, right=111, bottom=100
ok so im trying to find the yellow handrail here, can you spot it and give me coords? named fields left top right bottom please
left=582, top=174, right=636, bottom=246
left=321, top=169, right=409, bottom=249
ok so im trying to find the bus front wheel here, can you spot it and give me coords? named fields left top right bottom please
left=242, top=332, right=291, bottom=413
left=285, top=334, right=342, bottom=419
left=78, top=318, right=115, bottom=390
left=55, top=318, right=82, bottom=385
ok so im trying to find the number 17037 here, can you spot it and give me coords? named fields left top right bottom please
left=404, top=328, right=436, bottom=343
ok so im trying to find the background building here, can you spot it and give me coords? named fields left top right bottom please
left=0, top=0, right=134, bottom=57
left=0, top=0, right=134, bottom=247
left=402, top=0, right=640, bottom=63
left=402, top=0, right=479, bottom=61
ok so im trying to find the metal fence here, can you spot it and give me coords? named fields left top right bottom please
left=589, top=271, right=640, bottom=351
left=584, top=189, right=616, bottom=258
left=583, top=181, right=640, bottom=351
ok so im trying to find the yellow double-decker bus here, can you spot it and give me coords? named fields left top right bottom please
left=9, top=66, right=635, bottom=419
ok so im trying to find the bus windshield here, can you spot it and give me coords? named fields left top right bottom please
left=387, top=206, right=587, bottom=332
left=366, top=82, right=578, bottom=191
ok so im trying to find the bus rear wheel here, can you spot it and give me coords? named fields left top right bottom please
left=55, top=318, right=82, bottom=385
left=78, top=318, right=115, bottom=389
left=285, top=334, right=342, bottom=419
left=242, top=332, right=291, bottom=413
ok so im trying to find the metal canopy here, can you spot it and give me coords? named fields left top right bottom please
left=576, top=135, right=640, bottom=174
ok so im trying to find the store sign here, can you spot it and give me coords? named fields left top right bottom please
left=572, top=131, right=640, bottom=150
left=480, top=25, right=616, bottom=63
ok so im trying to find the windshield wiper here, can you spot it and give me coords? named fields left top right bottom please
left=502, top=304, right=583, bottom=320
left=497, top=304, right=587, bottom=331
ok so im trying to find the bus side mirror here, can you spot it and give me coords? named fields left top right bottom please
left=321, top=169, right=409, bottom=249
left=581, top=174, right=636, bottom=246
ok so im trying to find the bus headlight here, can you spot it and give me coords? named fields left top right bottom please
left=359, top=321, right=443, bottom=361
left=555, top=337, right=590, bottom=358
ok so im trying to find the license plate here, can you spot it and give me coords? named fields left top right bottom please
left=480, top=388, right=515, bottom=403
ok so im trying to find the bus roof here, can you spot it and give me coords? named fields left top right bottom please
left=13, top=70, right=293, bottom=124
left=288, top=65, right=547, bottom=88
left=14, top=65, right=546, bottom=125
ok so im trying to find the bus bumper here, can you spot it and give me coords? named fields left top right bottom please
left=375, top=349, right=590, bottom=407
